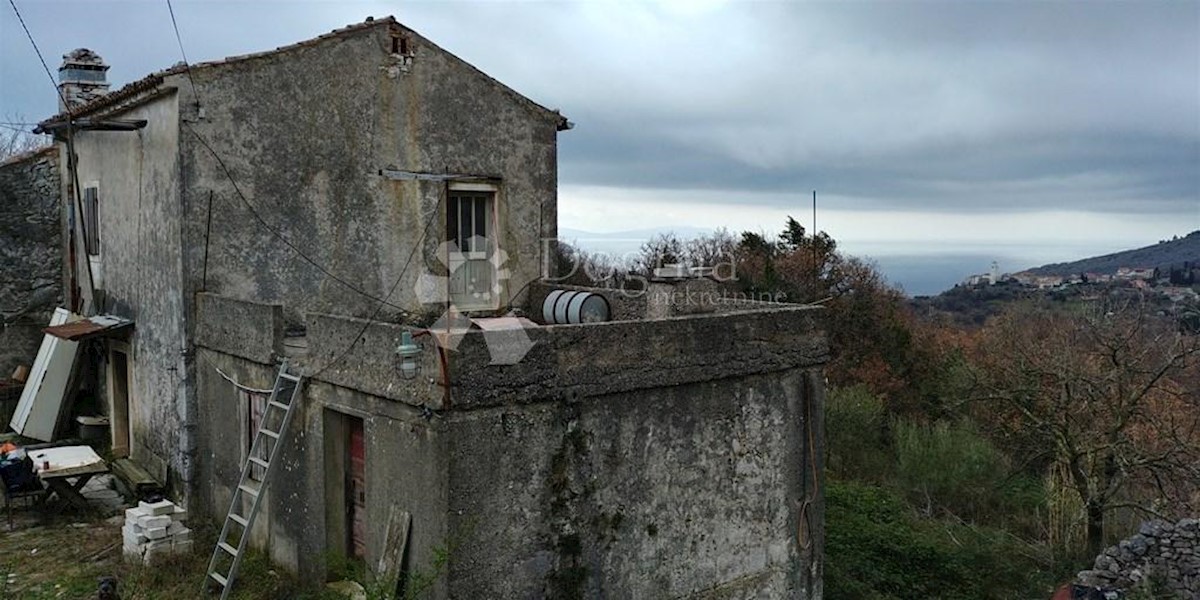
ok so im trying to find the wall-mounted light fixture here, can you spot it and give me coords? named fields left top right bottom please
left=396, top=330, right=421, bottom=380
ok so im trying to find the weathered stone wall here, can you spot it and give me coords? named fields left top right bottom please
left=193, top=295, right=449, bottom=596
left=442, top=306, right=826, bottom=599
left=0, top=147, right=61, bottom=376
left=1077, top=518, right=1200, bottom=597
left=67, top=91, right=190, bottom=498
left=177, top=20, right=562, bottom=326
left=191, top=294, right=827, bottom=599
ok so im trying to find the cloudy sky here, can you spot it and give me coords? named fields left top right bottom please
left=2, top=0, right=1197, bottom=290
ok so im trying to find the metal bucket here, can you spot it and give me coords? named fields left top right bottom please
left=542, top=290, right=611, bottom=324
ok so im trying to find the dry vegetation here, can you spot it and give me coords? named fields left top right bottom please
left=0, top=512, right=341, bottom=600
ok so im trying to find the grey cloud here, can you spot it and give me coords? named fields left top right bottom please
left=1, top=1, right=1196, bottom=219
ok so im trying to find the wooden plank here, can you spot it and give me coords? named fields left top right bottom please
left=376, top=507, right=412, bottom=597
left=110, top=458, right=163, bottom=496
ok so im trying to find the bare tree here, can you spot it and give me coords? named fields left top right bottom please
left=633, top=232, right=684, bottom=275
left=973, top=299, right=1200, bottom=555
left=0, top=116, right=50, bottom=161
left=684, top=227, right=736, bottom=271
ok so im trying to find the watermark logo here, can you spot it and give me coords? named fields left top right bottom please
left=414, top=236, right=536, bottom=364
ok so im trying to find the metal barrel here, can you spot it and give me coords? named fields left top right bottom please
left=541, top=290, right=611, bottom=324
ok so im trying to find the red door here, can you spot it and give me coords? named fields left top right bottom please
left=348, top=419, right=366, bottom=559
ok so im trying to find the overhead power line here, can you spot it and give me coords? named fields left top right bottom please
left=160, top=1, right=434, bottom=382
left=308, top=200, right=441, bottom=379
left=164, top=0, right=202, bottom=106
left=7, top=0, right=70, bottom=110
left=182, top=122, right=406, bottom=310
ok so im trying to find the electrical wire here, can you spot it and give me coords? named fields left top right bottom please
left=164, top=0, right=202, bottom=106
left=158, top=7, right=401, bottom=311
left=181, top=121, right=405, bottom=311
left=8, top=0, right=98, bottom=313
left=6, top=0, right=70, bottom=109
left=306, top=197, right=442, bottom=379
left=204, top=353, right=275, bottom=395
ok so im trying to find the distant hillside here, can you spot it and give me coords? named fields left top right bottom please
left=1027, top=231, right=1200, bottom=276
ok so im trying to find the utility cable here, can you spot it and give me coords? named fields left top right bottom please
left=7, top=0, right=69, bottom=109
left=164, top=0, right=202, bottom=107
left=181, top=121, right=405, bottom=311
left=8, top=0, right=97, bottom=313
left=306, top=197, right=441, bottom=380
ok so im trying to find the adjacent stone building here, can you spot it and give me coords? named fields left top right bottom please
left=31, top=16, right=828, bottom=598
left=0, top=146, right=61, bottom=377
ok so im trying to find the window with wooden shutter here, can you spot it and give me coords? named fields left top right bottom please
left=82, top=186, right=100, bottom=256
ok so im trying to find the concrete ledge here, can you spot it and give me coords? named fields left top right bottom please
left=194, top=293, right=283, bottom=364
left=448, top=305, right=827, bottom=409
left=303, top=312, right=442, bottom=407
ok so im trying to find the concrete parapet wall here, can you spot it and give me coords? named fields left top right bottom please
left=194, top=292, right=283, bottom=364
left=303, top=312, right=442, bottom=408
left=448, top=305, right=827, bottom=409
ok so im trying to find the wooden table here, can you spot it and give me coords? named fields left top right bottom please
left=30, top=446, right=108, bottom=510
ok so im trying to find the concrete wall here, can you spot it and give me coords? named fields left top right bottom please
left=0, top=147, right=61, bottom=376
left=66, top=91, right=190, bottom=494
left=176, top=21, right=561, bottom=326
left=193, top=293, right=826, bottom=599
left=443, top=307, right=827, bottom=599
left=193, top=293, right=450, bottom=594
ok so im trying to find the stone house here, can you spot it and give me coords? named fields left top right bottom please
left=30, top=17, right=828, bottom=598
left=0, top=146, right=61, bottom=380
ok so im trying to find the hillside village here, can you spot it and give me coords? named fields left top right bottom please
left=955, top=233, right=1200, bottom=318
left=963, top=262, right=1198, bottom=299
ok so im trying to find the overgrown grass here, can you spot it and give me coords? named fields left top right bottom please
left=894, top=419, right=1045, bottom=532
left=0, top=513, right=343, bottom=599
left=825, top=385, right=1082, bottom=598
left=825, top=480, right=1056, bottom=600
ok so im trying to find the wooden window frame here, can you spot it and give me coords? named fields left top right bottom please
left=445, top=182, right=501, bottom=311
left=82, top=183, right=100, bottom=257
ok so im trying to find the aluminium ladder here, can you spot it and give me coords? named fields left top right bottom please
left=203, top=360, right=305, bottom=599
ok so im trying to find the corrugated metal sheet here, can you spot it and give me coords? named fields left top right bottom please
left=43, top=315, right=133, bottom=341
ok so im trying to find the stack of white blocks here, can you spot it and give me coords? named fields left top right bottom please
left=123, top=499, right=193, bottom=563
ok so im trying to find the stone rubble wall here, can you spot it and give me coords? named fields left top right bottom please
left=1077, top=518, right=1200, bottom=597
left=0, top=147, right=62, bottom=377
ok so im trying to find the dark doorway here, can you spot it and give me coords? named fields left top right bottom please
left=109, top=347, right=130, bottom=457
left=325, top=410, right=366, bottom=562
left=348, top=417, right=366, bottom=559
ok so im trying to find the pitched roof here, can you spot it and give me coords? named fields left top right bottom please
left=36, top=16, right=568, bottom=132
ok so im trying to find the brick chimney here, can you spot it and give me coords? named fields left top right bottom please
left=57, top=48, right=110, bottom=111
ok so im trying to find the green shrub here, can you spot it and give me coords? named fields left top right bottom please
left=825, top=480, right=1054, bottom=600
left=894, top=419, right=1043, bottom=529
left=826, top=385, right=893, bottom=482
